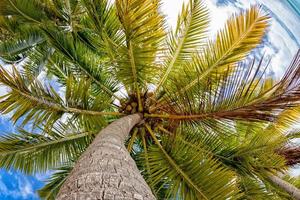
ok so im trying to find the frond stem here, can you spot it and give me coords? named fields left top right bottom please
left=15, top=89, right=124, bottom=117
left=128, top=41, right=143, bottom=112
left=145, top=113, right=213, bottom=120
left=141, top=127, right=152, bottom=183
left=0, top=131, right=94, bottom=155
left=154, top=25, right=190, bottom=96
left=127, top=128, right=138, bottom=152
left=48, top=57, right=67, bottom=79
left=7, top=0, right=42, bottom=24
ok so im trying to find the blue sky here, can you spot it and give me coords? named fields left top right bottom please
left=0, top=0, right=300, bottom=199
left=0, top=118, right=46, bottom=200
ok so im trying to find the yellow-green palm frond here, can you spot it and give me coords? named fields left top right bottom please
left=80, top=0, right=125, bottom=62
left=172, top=122, right=286, bottom=176
left=0, top=66, right=120, bottom=129
left=0, top=32, right=44, bottom=63
left=267, top=106, right=300, bottom=136
left=0, top=123, right=95, bottom=174
left=155, top=0, right=209, bottom=93
left=114, top=0, right=165, bottom=94
left=164, top=6, right=269, bottom=96
left=144, top=124, right=240, bottom=200
left=155, top=121, right=288, bottom=199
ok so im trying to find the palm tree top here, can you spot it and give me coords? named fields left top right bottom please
left=0, top=0, right=300, bottom=199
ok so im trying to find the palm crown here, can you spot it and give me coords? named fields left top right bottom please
left=0, top=0, right=300, bottom=199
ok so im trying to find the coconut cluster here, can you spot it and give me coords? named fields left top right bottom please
left=118, top=92, right=154, bottom=114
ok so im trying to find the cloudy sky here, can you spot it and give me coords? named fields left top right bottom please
left=0, top=0, right=300, bottom=199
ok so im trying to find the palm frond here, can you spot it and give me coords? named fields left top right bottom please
left=42, top=26, right=120, bottom=99
left=161, top=6, right=269, bottom=98
left=0, top=123, right=96, bottom=173
left=0, top=66, right=121, bottom=129
left=115, top=0, right=165, bottom=110
left=156, top=121, right=289, bottom=198
left=0, top=28, right=44, bottom=63
left=282, top=175, right=300, bottom=189
left=148, top=50, right=300, bottom=123
left=65, top=75, right=117, bottom=129
left=163, top=122, right=286, bottom=175
left=21, top=46, right=55, bottom=78
left=80, top=0, right=124, bottom=61
left=0, top=0, right=46, bottom=24
left=145, top=124, right=239, bottom=200
left=81, top=0, right=121, bottom=40
left=155, top=0, right=209, bottom=93
left=38, top=164, right=73, bottom=200
left=237, top=176, right=281, bottom=200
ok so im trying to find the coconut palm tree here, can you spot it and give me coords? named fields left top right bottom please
left=0, top=0, right=300, bottom=199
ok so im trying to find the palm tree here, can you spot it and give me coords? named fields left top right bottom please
left=0, top=0, right=300, bottom=199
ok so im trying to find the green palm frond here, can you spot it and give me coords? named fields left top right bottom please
left=0, top=66, right=120, bottom=129
left=0, top=0, right=50, bottom=24
left=42, top=27, right=120, bottom=99
left=160, top=122, right=286, bottom=176
left=155, top=0, right=209, bottom=93
left=115, top=0, right=165, bottom=110
left=0, top=29, right=44, bottom=63
left=237, top=176, right=281, bottom=200
left=144, top=124, right=240, bottom=200
left=65, top=75, right=116, bottom=129
left=263, top=176, right=299, bottom=200
left=0, top=123, right=95, bottom=173
left=271, top=105, right=300, bottom=135
left=282, top=175, right=300, bottom=188
left=286, top=129, right=300, bottom=140
left=22, top=45, right=54, bottom=78
left=45, top=51, right=80, bottom=84
left=38, top=164, right=73, bottom=200
left=156, top=122, right=288, bottom=199
left=0, top=15, right=46, bottom=63
left=81, top=0, right=121, bottom=40
left=0, top=65, right=65, bottom=127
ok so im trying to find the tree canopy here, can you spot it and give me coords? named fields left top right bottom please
left=0, top=0, right=299, bottom=199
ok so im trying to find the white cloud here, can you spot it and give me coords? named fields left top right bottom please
left=0, top=173, right=37, bottom=199
left=205, top=0, right=239, bottom=37
left=0, top=85, right=8, bottom=97
left=290, top=167, right=300, bottom=177
left=0, top=62, right=12, bottom=99
left=161, top=0, right=187, bottom=28
left=35, top=171, right=52, bottom=182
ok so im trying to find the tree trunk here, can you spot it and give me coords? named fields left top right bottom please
left=56, top=114, right=156, bottom=200
left=269, top=175, right=300, bottom=200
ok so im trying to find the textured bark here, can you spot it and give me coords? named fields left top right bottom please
left=269, top=175, right=300, bottom=200
left=56, top=114, right=156, bottom=200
